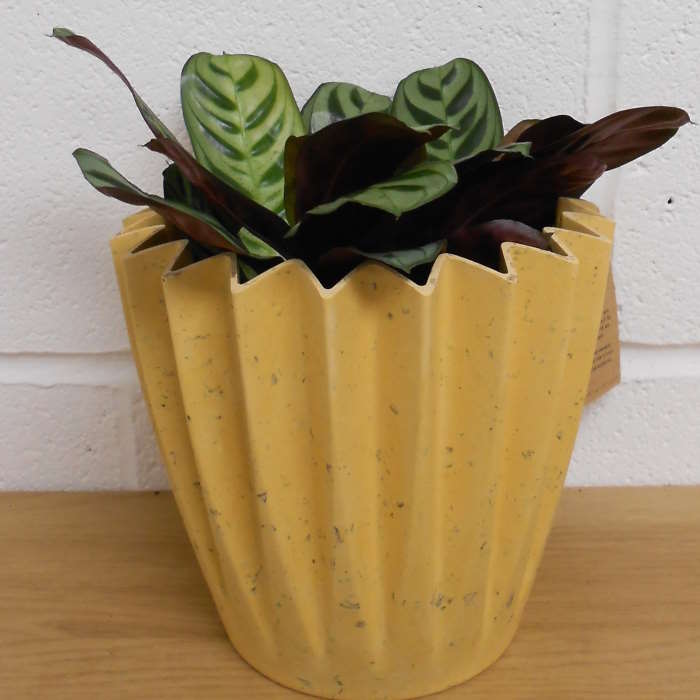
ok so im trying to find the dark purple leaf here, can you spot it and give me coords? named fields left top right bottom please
left=284, top=113, right=448, bottom=223
left=520, top=107, right=690, bottom=169
left=295, top=145, right=530, bottom=256
left=290, top=203, right=394, bottom=263
left=441, top=151, right=606, bottom=233
left=52, top=28, right=174, bottom=140
left=359, top=151, right=600, bottom=254
left=511, top=115, right=583, bottom=148
left=449, top=219, right=549, bottom=270
left=501, top=119, right=539, bottom=146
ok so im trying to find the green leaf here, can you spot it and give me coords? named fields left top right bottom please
left=305, top=158, right=458, bottom=219
left=355, top=240, right=446, bottom=273
left=301, top=82, right=391, bottom=133
left=238, top=258, right=260, bottom=281
left=239, top=227, right=281, bottom=259
left=73, top=148, right=244, bottom=253
left=181, top=52, right=305, bottom=218
left=391, top=57, right=503, bottom=161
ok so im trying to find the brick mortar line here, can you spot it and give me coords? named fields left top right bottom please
left=1, top=344, right=700, bottom=386
left=620, top=343, right=700, bottom=381
left=0, top=352, right=137, bottom=387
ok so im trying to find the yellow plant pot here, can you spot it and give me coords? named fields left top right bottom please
left=111, top=197, right=613, bottom=700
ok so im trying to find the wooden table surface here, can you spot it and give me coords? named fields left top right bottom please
left=0, top=487, right=698, bottom=699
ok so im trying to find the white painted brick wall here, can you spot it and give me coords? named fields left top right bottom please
left=1, top=1, right=698, bottom=489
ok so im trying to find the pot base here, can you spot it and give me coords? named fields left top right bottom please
left=219, top=609, right=520, bottom=700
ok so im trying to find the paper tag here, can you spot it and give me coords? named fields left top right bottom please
left=586, top=268, right=621, bottom=403
left=555, top=198, right=621, bottom=404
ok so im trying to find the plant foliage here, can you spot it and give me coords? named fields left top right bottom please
left=391, top=57, right=504, bottom=161
left=181, top=52, right=304, bottom=218
left=53, top=28, right=690, bottom=286
left=301, top=82, right=392, bottom=133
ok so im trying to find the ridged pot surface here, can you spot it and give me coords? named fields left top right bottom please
left=111, top=198, right=613, bottom=699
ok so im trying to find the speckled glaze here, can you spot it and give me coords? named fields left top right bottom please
left=111, top=198, right=613, bottom=700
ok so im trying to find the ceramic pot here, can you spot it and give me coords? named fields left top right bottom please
left=111, top=197, right=613, bottom=699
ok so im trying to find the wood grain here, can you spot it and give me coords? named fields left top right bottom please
left=0, top=487, right=698, bottom=699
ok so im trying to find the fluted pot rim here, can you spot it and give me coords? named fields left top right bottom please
left=123, top=197, right=610, bottom=301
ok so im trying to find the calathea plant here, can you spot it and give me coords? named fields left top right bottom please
left=53, top=28, right=689, bottom=287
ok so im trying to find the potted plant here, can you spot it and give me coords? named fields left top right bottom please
left=53, top=28, right=688, bottom=700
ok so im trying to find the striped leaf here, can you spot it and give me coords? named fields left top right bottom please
left=304, top=158, right=458, bottom=219
left=356, top=240, right=446, bottom=273
left=181, top=53, right=305, bottom=218
left=73, top=148, right=244, bottom=254
left=301, top=82, right=391, bottom=133
left=391, top=58, right=503, bottom=161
